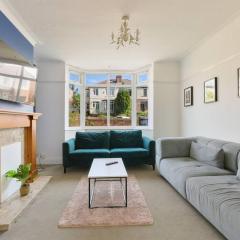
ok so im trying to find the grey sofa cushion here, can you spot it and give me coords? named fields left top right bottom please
left=207, top=139, right=228, bottom=149
left=156, top=137, right=195, bottom=159
left=195, top=136, right=212, bottom=145
left=237, top=158, right=240, bottom=180
left=190, top=142, right=224, bottom=168
left=186, top=175, right=240, bottom=240
left=160, top=157, right=231, bottom=198
left=222, top=143, right=240, bottom=173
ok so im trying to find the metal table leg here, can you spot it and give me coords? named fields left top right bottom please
left=125, top=177, right=127, bottom=207
left=88, top=177, right=128, bottom=208
left=88, top=178, right=91, bottom=208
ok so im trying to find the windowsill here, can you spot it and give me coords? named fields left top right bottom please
left=65, top=126, right=153, bottom=131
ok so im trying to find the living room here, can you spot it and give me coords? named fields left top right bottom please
left=0, top=0, right=240, bottom=240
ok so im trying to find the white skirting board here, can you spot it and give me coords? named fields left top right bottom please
left=0, top=175, right=52, bottom=231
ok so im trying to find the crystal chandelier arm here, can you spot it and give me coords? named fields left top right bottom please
left=111, top=32, right=116, bottom=44
left=129, top=34, right=134, bottom=44
left=120, top=24, right=124, bottom=32
left=135, top=29, right=140, bottom=41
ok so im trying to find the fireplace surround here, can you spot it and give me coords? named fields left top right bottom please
left=0, top=109, right=41, bottom=179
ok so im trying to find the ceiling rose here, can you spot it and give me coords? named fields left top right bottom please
left=111, top=15, right=140, bottom=49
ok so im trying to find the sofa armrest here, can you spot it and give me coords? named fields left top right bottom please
left=156, top=137, right=195, bottom=160
left=143, top=136, right=155, bottom=158
left=62, top=138, right=75, bottom=166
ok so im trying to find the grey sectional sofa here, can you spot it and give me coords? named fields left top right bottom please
left=156, top=136, right=240, bottom=240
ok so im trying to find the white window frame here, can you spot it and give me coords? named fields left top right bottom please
left=136, top=71, right=150, bottom=127
left=65, top=66, right=83, bottom=129
left=65, top=66, right=153, bottom=130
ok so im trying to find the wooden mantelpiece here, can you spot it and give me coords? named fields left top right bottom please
left=0, top=109, right=42, bottom=178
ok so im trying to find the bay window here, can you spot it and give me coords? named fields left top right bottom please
left=66, top=67, right=151, bottom=129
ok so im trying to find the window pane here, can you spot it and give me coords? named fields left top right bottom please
left=18, top=79, right=36, bottom=105
left=85, top=73, right=108, bottom=86
left=0, top=75, right=19, bottom=102
left=110, top=87, right=131, bottom=126
left=110, top=74, right=132, bottom=86
left=85, top=87, right=107, bottom=126
left=136, top=87, right=148, bottom=126
left=0, top=62, right=22, bottom=76
left=69, top=84, right=80, bottom=126
left=138, top=72, right=149, bottom=85
left=23, top=66, right=37, bottom=79
left=69, top=71, right=81, bottom=84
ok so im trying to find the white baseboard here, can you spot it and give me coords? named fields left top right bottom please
left=37, top=157, right=62, bottom=165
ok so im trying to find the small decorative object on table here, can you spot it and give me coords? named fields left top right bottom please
left=5, top=164, right=32, bottom=197
left=105, top=161, right=118, bottom=166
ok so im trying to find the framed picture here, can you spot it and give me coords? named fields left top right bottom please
left=184, top=86, right=193, bottom=107
left=238, top=68, right=240, bottom=97
left=204, top=77, right=217, bottom=103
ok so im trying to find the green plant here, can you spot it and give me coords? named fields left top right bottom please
left=114, top=89, right=131, bottom=116
left=72, top=93, right=80, bottom=110
left=5, top=164, right=31, bottom=186
left=137, top=111, right=148, bottom=117
left=69, top=111, right=80, bottom=126
left=97, top=113, right=107, bottom=118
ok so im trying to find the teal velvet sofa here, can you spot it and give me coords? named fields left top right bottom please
left=62, top=130, right=155, bottom=173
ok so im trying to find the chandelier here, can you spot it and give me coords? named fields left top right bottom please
left=111, top=15, right=140, bottom=49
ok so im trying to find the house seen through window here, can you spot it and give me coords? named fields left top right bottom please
left=67, top=69, right=150, bottom=128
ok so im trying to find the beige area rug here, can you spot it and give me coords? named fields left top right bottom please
left=58, top=175, right=153, bottom=227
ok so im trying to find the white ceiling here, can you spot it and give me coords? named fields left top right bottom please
left=5, top=0, right=240, bottom=69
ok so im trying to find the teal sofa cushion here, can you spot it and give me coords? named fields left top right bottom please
left=71, top=149, right=110, bottom=159
left=110, top=148, right=148, bottom=159
left=110, top=130, right=143, bottom=149
left=75, top=131, right=109, bottom=149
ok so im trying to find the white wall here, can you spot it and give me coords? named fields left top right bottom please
left=181, top=14, right=240, bottom=143
left=36, top=60, right=65, bottom=164
left=153, top=61, right=181, bottom=139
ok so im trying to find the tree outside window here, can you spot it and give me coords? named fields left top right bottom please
left=110, top=88, right=132, bottom=126
left=69, top=71, right=81, bottom=127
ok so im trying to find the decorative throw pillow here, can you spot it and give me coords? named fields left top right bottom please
left=75, top=131, right=109, bottom=149
left=190, top=142, right=224, bottom=168
left=110, top=130, right=143, bottom=149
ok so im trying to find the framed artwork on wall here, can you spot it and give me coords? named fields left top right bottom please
left=238, top=68, right=240, bottom=97
left=184, top=86, right=193, bottom=107
left=204, top=77, right=217, bottom=103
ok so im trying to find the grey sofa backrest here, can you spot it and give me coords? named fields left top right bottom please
left=195, top=137, right=240, bottom=173
left=222, top=143, right=240, bottom=173
left=156, top=137, right=195, bottom=159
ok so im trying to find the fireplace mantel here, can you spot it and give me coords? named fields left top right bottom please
left=0, top=109, right=42, bottom=178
